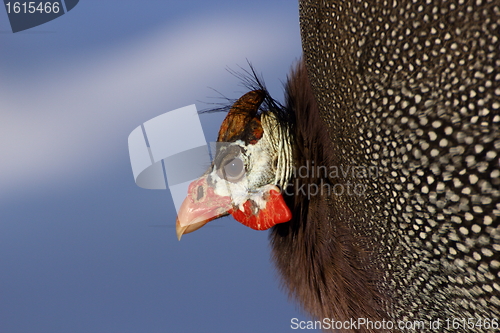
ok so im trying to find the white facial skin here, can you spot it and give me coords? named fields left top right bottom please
left=208, top=134, right=277, bottom=213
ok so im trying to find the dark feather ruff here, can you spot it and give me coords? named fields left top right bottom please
left=269, top=61, right=390, bottom=332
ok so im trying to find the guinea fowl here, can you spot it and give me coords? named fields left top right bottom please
left=176, top=0, right=500, bottom=331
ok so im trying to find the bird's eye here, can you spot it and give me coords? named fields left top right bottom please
left=222, top=157, right=245, bottom=182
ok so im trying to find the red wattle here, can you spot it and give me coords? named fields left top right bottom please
left=229, top=189, right=292, bottom=230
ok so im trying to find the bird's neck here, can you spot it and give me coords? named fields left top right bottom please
left=260, top=112, right=295, bottom=190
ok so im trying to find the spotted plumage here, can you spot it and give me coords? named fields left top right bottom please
left=297, top=0, right=500, bottom=329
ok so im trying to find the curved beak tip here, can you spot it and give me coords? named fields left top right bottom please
left=176, top=219, right=187, bottom=241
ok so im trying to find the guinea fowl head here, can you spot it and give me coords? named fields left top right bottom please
left=175, top=89, right=294, bottom=239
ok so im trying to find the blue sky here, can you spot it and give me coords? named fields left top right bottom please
left=0, top=1, right=322, bottom=332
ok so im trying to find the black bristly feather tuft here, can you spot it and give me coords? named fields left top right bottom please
left=200, top=62, right=295, bottom=128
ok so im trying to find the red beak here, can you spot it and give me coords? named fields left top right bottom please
left=175, top=176, right=233, bottom=240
